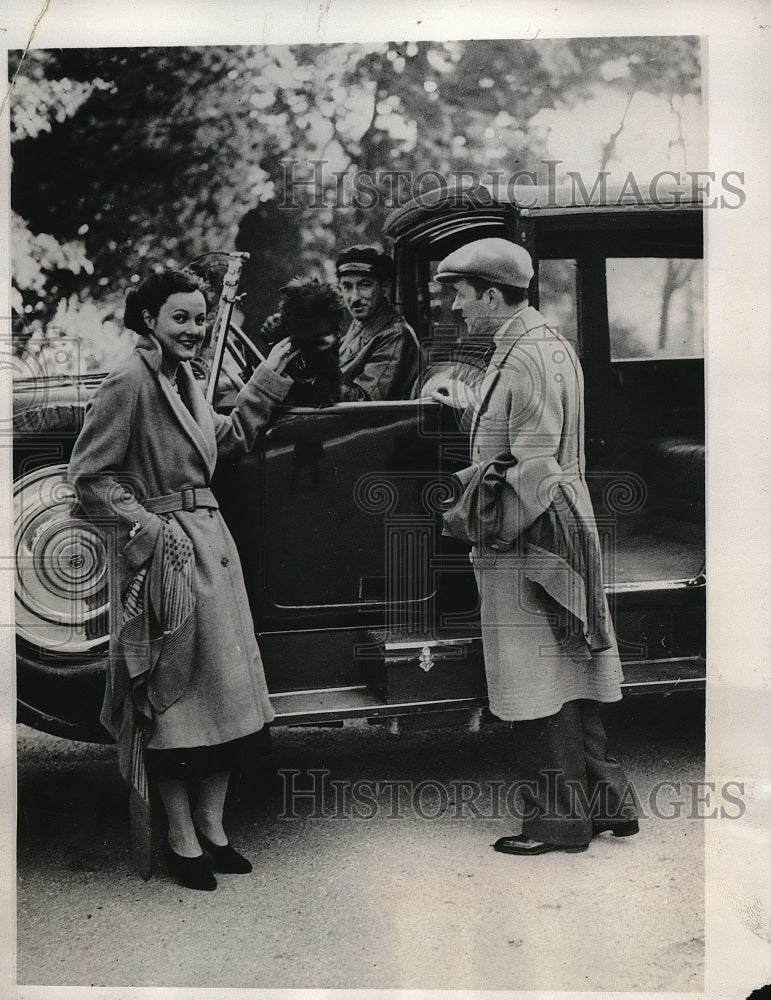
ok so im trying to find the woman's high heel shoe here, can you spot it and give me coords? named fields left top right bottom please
left=195, top=827, right=252, bottom=874
left=163, top=839, right=217, bottom=890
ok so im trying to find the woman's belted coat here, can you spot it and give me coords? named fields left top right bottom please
left=69, top=335, right=290, bottom=755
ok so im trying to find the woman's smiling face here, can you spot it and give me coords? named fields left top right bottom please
left=143, top=291, right=207, bottom=370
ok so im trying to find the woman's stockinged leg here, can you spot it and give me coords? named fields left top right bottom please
left=192, top=770, right=231, bottom=846
left=191, top=771, right=252, bottom=873
left=157, top=778, right=202, bottom=857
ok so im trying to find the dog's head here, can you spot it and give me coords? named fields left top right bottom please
left=266, top=277, right=345, bottom=359
left=261, top=277, right=345, bottom=406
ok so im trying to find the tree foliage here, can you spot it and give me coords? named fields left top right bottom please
left=10, top=37, right=701, bottom=356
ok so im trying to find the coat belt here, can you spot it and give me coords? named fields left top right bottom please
left=144, top=486, right=219, bottom=514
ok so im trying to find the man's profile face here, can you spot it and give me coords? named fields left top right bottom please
left=339, top=274, right=387, bottom=323
left=450, top=278, right=488, bottom=334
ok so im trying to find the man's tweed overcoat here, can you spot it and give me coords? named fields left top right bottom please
left=465, top=306, right=624, bottom=721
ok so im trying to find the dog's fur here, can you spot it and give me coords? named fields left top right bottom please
left=261, top=277, right=345, bottom=407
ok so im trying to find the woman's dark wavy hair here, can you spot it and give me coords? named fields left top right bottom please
left=124, top=270, right=210, bottom=336
left=278, top=276, right=345, bottom=334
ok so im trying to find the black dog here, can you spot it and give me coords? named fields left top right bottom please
left=260, top=277, right=345, bottom=407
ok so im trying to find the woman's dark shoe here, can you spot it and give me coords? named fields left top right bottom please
left=591, top=818, right=640, bottom=838
left=195, top=828, right=252, bottom=874
left=492, top=835, right=589, bottom=856
left=163, top=840, right=217, bottom=891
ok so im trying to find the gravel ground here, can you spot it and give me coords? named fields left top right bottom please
left=17, top=694, right=705, bottom=990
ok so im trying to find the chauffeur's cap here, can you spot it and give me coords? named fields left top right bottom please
left=434, top=238, right=534, bottom=289
left=336, top=245, right=393, bottom=282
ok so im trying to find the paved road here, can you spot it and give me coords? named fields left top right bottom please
left=17, top=693, right=705, bottom=990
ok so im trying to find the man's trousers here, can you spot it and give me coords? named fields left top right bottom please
left=509, top=698, right=637, bottom=845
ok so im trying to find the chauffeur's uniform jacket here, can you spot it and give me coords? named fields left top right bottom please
left=338, top=303, right=421, bottom=401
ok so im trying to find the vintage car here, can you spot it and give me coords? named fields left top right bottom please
left=13, top=182, right=705, bottom=743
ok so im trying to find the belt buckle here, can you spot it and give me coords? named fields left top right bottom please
left=180, top=486, right=196, bottom=511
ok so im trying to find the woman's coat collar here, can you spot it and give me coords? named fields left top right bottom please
left=134, top=335, right=217, bottom=475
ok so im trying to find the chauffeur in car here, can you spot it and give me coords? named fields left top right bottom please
left=336, top=245, right=422, bottom=401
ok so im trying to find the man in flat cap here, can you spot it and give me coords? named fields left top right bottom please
left=432, top=237, right=637, bottom=856
left=335, top=245, right=421, bottom=401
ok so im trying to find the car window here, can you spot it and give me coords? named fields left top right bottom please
left=607, top=257, right=703, bottom=361
left=426, top=262, right=465, bottom=344
left=538, top=258, right=578, bottom=352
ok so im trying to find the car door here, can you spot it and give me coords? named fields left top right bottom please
left=211, top=331, right=445, bottom=695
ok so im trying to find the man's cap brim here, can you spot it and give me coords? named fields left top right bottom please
left=434, top=269, right=529, bottom=288
left=337, top=262, right=380, bottom=276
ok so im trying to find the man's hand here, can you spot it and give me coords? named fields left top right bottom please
left=427, top=377, right=478, bottom=410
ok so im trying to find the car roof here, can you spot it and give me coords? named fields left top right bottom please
left=383, top=180, right=702, bottom=241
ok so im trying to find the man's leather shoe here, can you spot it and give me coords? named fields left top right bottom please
left=591, top=819, right=639, bottom=838
left=492, top=835, right=589, bottom=856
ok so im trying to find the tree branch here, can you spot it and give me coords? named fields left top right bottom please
left=598, top=90, right=636, bottom=174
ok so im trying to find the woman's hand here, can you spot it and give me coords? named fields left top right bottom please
left=264, top=336, right=300, bottom=376
left=427, top=378, right=478, bottom=410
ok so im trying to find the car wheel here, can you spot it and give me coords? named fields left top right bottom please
left=14, top=406, right=112, bottom=741
left=15, top=462, right=110, bottom=661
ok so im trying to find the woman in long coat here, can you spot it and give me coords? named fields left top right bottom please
left=69, top=270, right=295, bottom=890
